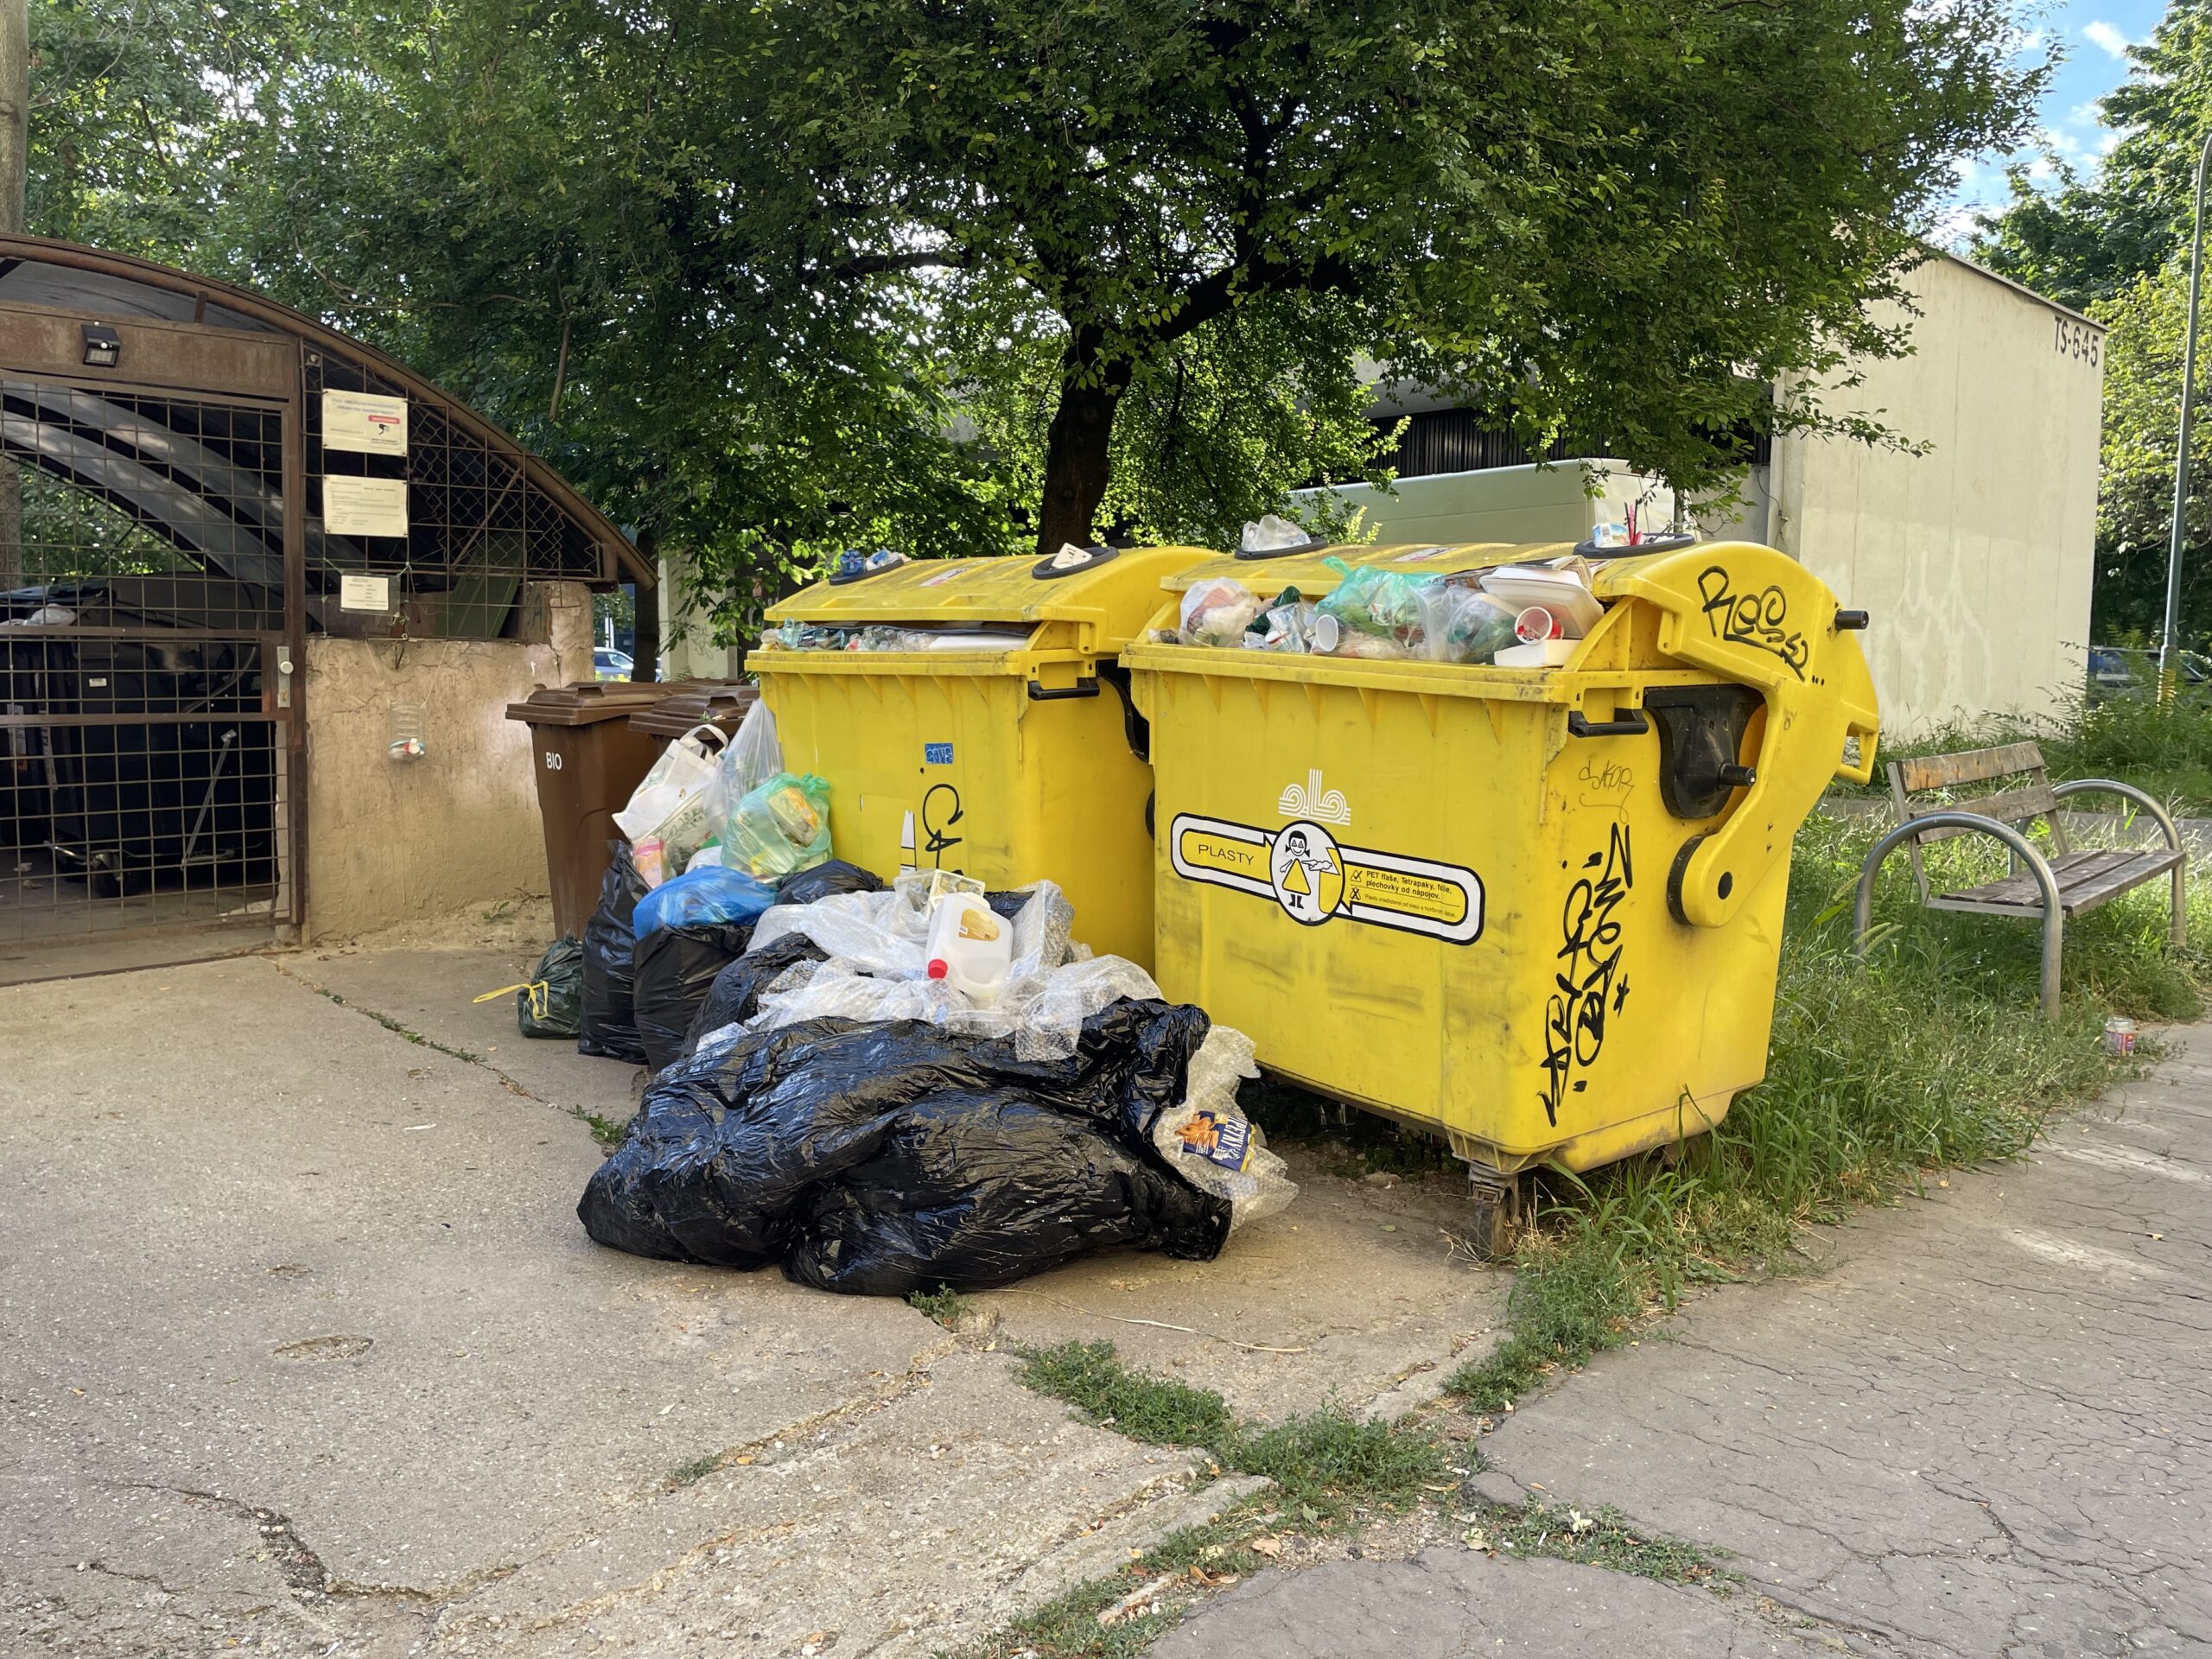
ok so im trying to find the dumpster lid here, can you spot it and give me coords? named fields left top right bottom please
left=626, top=679, right=760, bottom=737
left=504, top=680, right=687, bottom=727
left=766, top=546, right=1213, bottom=631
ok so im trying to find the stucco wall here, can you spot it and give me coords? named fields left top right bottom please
left=1770, top=255, right=2104, bottom=736
left=1299, top=461, right=1675, bottom=546
left=302, top=582, right=593, bottom=941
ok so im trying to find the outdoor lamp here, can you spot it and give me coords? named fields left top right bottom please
left=81, top=324, right=121, bottom=368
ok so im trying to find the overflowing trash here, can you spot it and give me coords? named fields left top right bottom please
left=632, top=865, right=777, bottom=940
left=576, top=871, right=1295, bottom=1292
left=1166, top=550, right=1621, bottom=666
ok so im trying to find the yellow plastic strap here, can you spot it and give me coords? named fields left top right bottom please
left=474, top=980, right=550, bottom=1021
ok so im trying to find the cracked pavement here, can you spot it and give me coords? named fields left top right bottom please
left=0, top=938, right=1503, bottom=1657
left=1161, top=1033, right=2212, bottom=1657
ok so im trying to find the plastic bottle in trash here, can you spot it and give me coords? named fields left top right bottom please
left=925, top=893, right=1013, bottom=1005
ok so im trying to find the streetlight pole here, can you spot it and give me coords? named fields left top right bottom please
left=2159, top=130, right=2212, bottom=693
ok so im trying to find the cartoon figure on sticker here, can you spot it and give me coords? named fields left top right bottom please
left=1269, top=821, right=1345, bottom=925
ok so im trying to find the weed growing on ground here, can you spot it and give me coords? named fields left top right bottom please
left=1464, top=1495, right=1726, bottom=1586
left=572, top=1106, right=629, bottom=1147
left=907, top=1284, right=976, bottom=1329
left=664, top=1453, right=721, bottom=1488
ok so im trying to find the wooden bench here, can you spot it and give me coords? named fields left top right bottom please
left=1853, top=741, right=2186, bottom=1018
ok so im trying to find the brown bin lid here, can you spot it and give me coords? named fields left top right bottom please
left=626, top=680, right=759, bottom=737
left=503, top=679, right=687, bottom=727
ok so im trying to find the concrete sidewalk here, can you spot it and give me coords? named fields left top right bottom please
left=0, top=938, right=1503, bottom=1658
left=1161, top=1030, right=2212, bottom=1657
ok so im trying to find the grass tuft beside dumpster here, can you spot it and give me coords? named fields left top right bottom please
left=1448, top=809, right=2190, bottom=1413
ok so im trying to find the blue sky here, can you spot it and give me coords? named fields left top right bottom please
left=1946, top=0, right=2167, bottom=240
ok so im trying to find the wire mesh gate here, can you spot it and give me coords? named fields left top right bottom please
left=0, top=378, right=299, bottom=950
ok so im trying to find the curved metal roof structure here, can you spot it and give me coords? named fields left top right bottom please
left=0, top=235, right=655, bottom=608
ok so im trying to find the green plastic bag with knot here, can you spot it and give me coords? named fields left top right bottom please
left=725, top=772, right=834, bottom=880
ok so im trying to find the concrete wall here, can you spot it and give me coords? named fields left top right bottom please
left=1299, top=461, right=1675, bottom=547
left=301, top=582, right=594, bottom=941
left=1770, top=254, right=2103, bottom=736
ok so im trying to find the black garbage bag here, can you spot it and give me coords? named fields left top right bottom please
left=632, top=919, right=755, bottom=1073
left=516, top=938, right=584, bottom=1039
left=578, top=844, right=649, bottom=1063
left=775, top=859, right=884, bottom=906
left=577, top=1001, right=1231, bottom=1292
left=680, top=932, right=829, bottom=1058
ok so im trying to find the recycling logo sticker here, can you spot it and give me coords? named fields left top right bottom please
left=1170, top=812, right=1484, bottom=944
left=1268, top=822, right=1346, bottom=926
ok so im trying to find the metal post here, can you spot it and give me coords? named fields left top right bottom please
left=2160, top=130, right=2212, bottom=696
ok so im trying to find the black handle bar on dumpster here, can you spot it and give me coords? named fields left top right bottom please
left=1027, top=677, right=1102, bottom=701
left=1566, top=709, right=1651, bottom=739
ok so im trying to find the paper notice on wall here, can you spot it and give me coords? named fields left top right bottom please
left=322, top=391, right=409, bottom=455
left=339, top=574, right=393, bottom=613
left=324, top=476, right=409, bottom=537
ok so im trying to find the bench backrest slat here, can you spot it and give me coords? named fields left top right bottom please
left=1891, top=741, right=2046, bottom=794
left=1904, top=781, right=2060, bottom=838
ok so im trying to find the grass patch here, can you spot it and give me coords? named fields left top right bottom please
left=1016, top=1340, right=1449, bottom=1521
left=943, top=1503, right=1274, bottom=1659
left=1449, top=807, right=2179, bottom=1411
left=907, top=1283, right=976, bottom=1329
left=1465, top=1495, right=1726, bottom=1586
left=974, top=1344, right=1452, bottom=1659
left=1017, top=1341, right=1236, bottom=1447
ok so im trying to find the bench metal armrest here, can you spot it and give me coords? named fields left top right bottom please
left=1854, top=810, right=2064, bottom=1018
left=2049, top=779, right=2185, bottom=854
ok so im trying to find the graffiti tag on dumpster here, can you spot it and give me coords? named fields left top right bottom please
left=1170, top=813, right=1483, bottom=944
left=1540, top=823, right=1633, bottom=1126
left=1696, top=565, right=1808, bottom=680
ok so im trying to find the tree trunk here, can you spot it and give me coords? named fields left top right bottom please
left=1035, top=359, right=1124, bottom=556
left=0, top=0, right=27, bottom=595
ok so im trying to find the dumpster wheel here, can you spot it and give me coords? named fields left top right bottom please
left=1464, top=1163, right=1524, bottom=1262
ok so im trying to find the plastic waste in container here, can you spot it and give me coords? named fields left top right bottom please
left=1122, top=537, right=1879, bottom=1246
left=752, top=543, right=1212, bottom=967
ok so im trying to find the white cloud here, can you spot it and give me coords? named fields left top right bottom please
left=2083, top=20, right=2133, bottom=60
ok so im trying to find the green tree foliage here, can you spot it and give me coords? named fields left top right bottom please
left=1977, top=3, right=2212, bottom=310
left=770, top=0, right=2044, bottom=551
left=23, top=0, right=2045, bottom=623
left=2085, top=264, right=2212, bottom=639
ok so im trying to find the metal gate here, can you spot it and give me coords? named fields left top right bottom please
left=1, top=374, right=303, bottom=955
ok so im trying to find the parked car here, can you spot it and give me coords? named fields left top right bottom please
left=594, top=646, right=634, bottom=681
left=2087, top=645, right=2212, bottom=697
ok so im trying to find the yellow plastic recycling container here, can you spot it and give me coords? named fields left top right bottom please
left=755, top=546, right=1211, bottom=967
left=1122, top=537, right=1879, bottom=1188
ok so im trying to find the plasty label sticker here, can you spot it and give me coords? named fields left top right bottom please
left=1169, top=814, right=1484, bottom=944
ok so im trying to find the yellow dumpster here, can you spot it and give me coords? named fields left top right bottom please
left=754, top=545, right=1211, bottom=968
left=1122, top=538, right=1878, bottom=1237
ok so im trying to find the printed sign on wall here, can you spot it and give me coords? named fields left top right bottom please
left=324, top=476, right=409, bottom=537
left=321, top=391, right=410, bottom=456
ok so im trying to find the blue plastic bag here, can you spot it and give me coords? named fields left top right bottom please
left=632, top=866, right=778, bottom=941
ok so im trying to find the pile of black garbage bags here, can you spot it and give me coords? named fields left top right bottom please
left=566, top=850, right=1235, bottom=1294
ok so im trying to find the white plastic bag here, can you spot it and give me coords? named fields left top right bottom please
left=708, top=702, right=783, bottom=838
left=614, top=723, right=727, bottom=843
left=1150, top=1026, right=1297, bottom=1230
left=1179, top=579, right=1263, bottom=647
